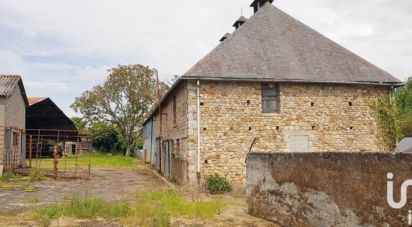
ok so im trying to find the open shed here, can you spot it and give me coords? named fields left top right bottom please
left=27, top=97, right=77, bottom=132
left=26, top=97, right=85, bottom=158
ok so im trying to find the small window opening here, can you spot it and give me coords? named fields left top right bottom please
left=204, top=160, right=209, bottom=164
left=262, top=84, right=280, bottom=113
left=200, top=102, right=204, bottom=106
left=311, top=102, right=315, bottom=107
left=203, top=128, right=207, bottom=131
left=349, top=102, right=353, bottom=106
left=247, top=100, right=251, bottom=105
left=172, top=96, right=177, bottom=125
left=276, top=126, right=280, bottom=130
left=249, top=127, right=252, bottom=131
left=350, top=126, right=354, bottom=130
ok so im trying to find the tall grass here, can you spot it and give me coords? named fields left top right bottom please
left=33, top=190, right=224, bottom=226
left=133, top=190, right=223, bottom=219
left=34, top=196, right=131, bottom=226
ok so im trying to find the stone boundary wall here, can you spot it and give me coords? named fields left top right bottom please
left=247, top=152, right=412, bottom=226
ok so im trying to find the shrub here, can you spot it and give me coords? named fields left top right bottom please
left=205, top=174, right=232, bottom=194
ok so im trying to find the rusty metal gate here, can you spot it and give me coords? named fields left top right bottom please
left=23, top=129, right=93, bottom=179
left=2, top=127, right=24, bottom=172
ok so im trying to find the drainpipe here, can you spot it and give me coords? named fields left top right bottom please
left=197, top=80, right=201, bottom=173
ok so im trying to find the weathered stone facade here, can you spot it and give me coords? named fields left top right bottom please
left=191, top=81, right=389, bottom=185
left=152, top=81, right=194, bottom=184
left=150, top=80, right=389, bottom=186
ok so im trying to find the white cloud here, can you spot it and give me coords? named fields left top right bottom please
left=0, top=51, right=28, bottom=75
left=0, top=0, right=411, bottom=116
left=25, top=80, right=71, bottom=93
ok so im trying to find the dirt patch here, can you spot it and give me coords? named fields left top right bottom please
left=0, top=168, right=167, bottom=215
left=0, top=166, right=275, bottom=226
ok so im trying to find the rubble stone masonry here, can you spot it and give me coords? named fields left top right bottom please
left=187, top=81, right=390, bottom=185
left=154, top=80, right=390, bottom=186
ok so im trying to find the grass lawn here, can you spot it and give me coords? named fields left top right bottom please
left=28, top=152, right=143, bottom=169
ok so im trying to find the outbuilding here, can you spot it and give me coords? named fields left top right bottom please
left=0, top=75, right=28, bottom=172
left=143, top=0, right=402, bottom=186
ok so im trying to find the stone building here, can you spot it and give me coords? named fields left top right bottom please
left=143, top=0, right=402, bottom=186
left=0, top=75, right=28, bottom=172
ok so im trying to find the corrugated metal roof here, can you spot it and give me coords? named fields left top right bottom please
left=0, top=75, right=21, bottom=96
left=183, top=3, right=401, bottom=86
left=0, top=75, right=29, bottom=106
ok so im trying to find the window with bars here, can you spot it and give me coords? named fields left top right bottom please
left=261, top=84, right=280, bottom=113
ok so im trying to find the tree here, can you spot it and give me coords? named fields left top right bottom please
left=371, top=76, right=412, bottom=150
left=71, top=64, right=169, bottom=156
left=71, top=117, right=87, bottom=134
left=89, top=122, right=122, bottom=154
left=396, top=77, right=412, bottom=137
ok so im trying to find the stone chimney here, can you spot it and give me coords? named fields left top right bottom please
left=250, top=0, right=274, bottom=13
left=233, top=16, right=248, bottom=30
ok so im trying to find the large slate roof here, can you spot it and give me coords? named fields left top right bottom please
left=183, top=3, right=401, bottom=86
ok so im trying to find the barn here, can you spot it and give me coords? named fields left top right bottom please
left=0, top=75, right=28, bottom=172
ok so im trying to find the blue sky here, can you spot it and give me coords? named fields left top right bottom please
left=0, top=0, right=411, bottom=117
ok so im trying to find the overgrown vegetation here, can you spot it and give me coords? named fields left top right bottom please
left=205, top=174, right=233, bottom=194
left=29, top=169, right=45, bottom=182
left=0, top=172, right=33, bottom=190
left=30, top=190, right=223, bottom=227
left=371, top=78, right=412, bottom=150
left=0, top=172, right=17, bottom=181
left=34, top=196, right=131, bottom=226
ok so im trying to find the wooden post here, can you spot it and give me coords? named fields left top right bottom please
left=53, top=144, right=58, bottom=179
left=29, top=135, right=32, bottom=168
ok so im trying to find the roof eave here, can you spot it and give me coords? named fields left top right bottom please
left=181, top=76, right=404, bottom=87
left=143, top=78, right=184, bottom=126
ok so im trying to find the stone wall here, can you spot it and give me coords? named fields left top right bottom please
left=192, top=81, right=389, bottom=185
left=152, top=81, right=192, bottom=184
left=247, top=152, right=412, bottom=226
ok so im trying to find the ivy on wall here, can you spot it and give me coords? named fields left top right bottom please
left=370, top=95, right=402, bottom=151
left=370, top=78, right=412, bottom=151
